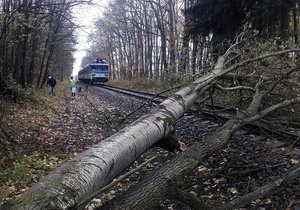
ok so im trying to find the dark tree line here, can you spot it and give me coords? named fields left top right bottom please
left=185, top=0, right=298, bottom=51
left=0, top=0, right=91, bottom=97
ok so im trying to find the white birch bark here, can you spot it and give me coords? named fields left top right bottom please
left=8, top=61, right=220, bottom=210
left=6, top=49, right=300, bottom=209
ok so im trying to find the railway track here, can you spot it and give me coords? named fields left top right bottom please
left=96, top=84, right=300, bottom=146
left=99, top=84, right=167, bottom=104
left=88, top=83, right=299, bottom=209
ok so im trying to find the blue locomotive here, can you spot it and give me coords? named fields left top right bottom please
left=78, top=58, right=109, bottom=84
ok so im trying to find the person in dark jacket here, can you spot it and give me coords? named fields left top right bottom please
left=47, top=76, right=57, bottom=96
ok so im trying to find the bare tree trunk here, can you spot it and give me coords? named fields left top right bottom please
left=20, top=0, right=31, bottom=87
left=4, top=48, right=300, bottom=210
left=36, top=13, right=53, bottom=88
left=100, top=86, right=300, bottom=210
left=178, top=0, right=190, bottom=74
left=293, top=2, right=299, bottom=45
left=168, top=0, right=176, bottom=73
left=5, top=50, right=226, bottom=210
left=149, top=0, right=168, bottom=76
left=191, top=34, right=199, bottom=75
left=280, top=4, right=289, bottom=41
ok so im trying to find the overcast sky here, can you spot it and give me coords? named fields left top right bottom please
left=72, top=0, right=110, bottom=76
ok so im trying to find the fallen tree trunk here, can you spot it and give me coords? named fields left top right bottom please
left=3, top=52, right=224, bottom=210
left=99, top=89, right=300, bottom=209
left=3, top=49, right=299, bottom=210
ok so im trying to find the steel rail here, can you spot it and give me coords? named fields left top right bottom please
left=95, top=84, right=300, bottom=147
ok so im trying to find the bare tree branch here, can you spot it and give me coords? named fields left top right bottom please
left=215, top=84, right=255, bottom=92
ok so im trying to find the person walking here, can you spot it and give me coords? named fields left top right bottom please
left=69, top=76, right=76, bottom=96
left=47, top=76, right=57, bottom=96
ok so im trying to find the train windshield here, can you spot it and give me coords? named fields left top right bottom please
left=90, top=65, right=108, bottom=70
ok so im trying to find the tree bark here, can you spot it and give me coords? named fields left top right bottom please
left=168, top=0, right=176, bottom=73
left=191, top=34, right=199, bottom=75
left=178, top=0, right=190, bottom=75
left=4, top=48, right=300, bottom=210
left=293, top=2, right=299, bottom=45
left=100, top=90, right=300, bottom=210
left=280, top=4, right=289, bottom=41
left=4, top=51, right=225, bottom=210
left=149, top=0, right=168, bottom=76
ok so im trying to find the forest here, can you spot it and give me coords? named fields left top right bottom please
left=0, top=0, right=300, bottom=209
left=0, top=0, right=299, bottom=89
left=0, top=0, right=78, bottom=97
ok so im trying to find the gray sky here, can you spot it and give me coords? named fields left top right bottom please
left=72, top=0, right=110, bottom=76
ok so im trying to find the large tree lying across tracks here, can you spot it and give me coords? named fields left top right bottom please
left=100, top=74, right=300, bottom=210
left=2, top=44, right=300, bottom=209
